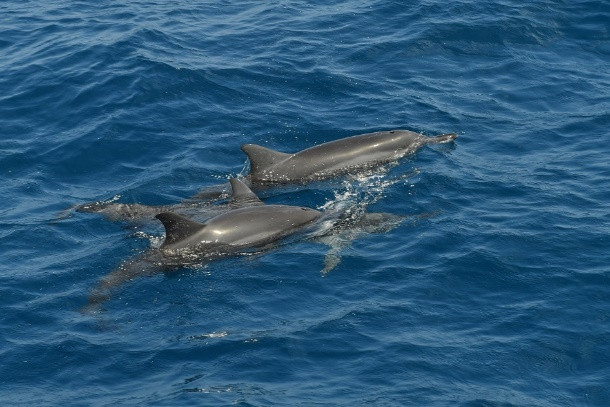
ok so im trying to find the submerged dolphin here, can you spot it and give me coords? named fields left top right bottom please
left=84, top=184, right=321, bottom=312
left=75, top=178, right=262, bottom=222
left=241, top=129, right=457, bottom=184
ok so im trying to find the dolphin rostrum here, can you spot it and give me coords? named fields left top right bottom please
left=241, top=129, right=457, bottom=184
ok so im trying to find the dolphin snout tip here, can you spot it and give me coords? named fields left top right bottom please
left=428, top=133, right=458, bottom=144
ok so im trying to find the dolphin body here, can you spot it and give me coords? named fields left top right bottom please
left=155, top=205, right=321, bottom=253
left=72, top=129, right=456, bottom=223
left=84, top=182, right=321, bottom=312
left=241, top=130, right=457, bottom=184
left=75, top=178, right=262, bottom=222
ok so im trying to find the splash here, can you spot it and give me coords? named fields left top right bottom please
left=309, top=169, right=417, bottom=274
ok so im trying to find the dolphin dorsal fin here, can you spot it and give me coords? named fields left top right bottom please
left=240, top=144, right=291, bottom=175
left=229, top=178, right=262, bottom=205
left=155, top=212, right=205, bottom=247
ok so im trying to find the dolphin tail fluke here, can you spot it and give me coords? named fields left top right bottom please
left=240, top=144, right=291, bottom=175
left=426, top=133, right=458, bottom=144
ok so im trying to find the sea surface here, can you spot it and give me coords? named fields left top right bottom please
left=1, top=1, right=608, bottom=405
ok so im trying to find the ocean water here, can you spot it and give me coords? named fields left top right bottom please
left=1, top=0, right=608, bottom=405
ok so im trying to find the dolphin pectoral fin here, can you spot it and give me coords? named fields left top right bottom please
left=240, top=144, right=291, bottom=175
left=426, top=133, right=457, bottom=144
left=323, top=253, right=341, bottom=275
left=156, top=212, right=206, bottom=247
left=315, top=212, right=406, bottom=275
left=229, top=178, right=263, bottom=205
left=314, top=234, right=350, bottom=275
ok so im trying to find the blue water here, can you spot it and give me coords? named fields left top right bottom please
left=1, top=1, right=609, bottom=405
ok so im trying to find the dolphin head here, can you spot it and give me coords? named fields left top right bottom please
left=384, top=129, right=422, bottom=145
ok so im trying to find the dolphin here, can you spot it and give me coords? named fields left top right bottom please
left=84, top=186, right=321, bottom=312
left=155, top=205, right=321, bottom=253
left=69, top=129, right=455, bottom=223
left=74, top=178, right=262, bottom=222
left=241, top=129, right=457, bottom=184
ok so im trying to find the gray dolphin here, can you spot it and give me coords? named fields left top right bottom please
left=155, top=205, right=320, bottom=253
left=84, top=188, right=320, bottom=312
left=70, top=129, right=455, bottom=223
left=241, top=130, right=457, bottom=184
left=75, top=178, right=262, bottom=222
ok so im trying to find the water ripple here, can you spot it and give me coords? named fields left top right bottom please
left=1, top=0, right=609, bottom=405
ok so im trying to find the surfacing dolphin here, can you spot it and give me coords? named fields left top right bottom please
left=241, top=129, right=457, bottom=184
left=75, top=178, right=262, bottom=222
left=156, top=205, right=320, bottom=253
left=84, top=184, right=321, bottom=312
left=70, top=129, right=455, bottom=223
